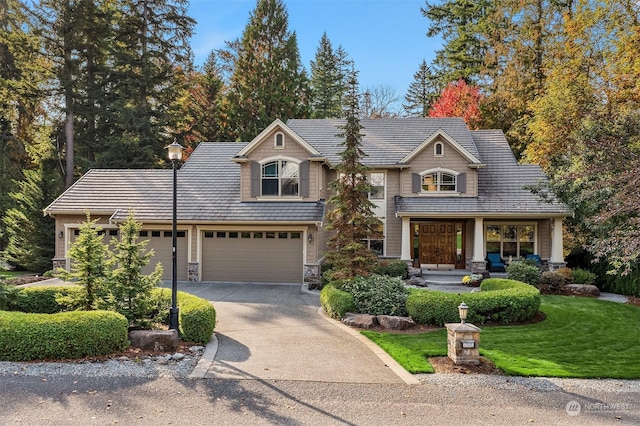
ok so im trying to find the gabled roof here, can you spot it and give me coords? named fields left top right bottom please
left=45, top=143, right=325, bottom=224
left=400, top=128, right=482, bottom=165
left=287, top=117, right=482, bottom=166
left=234, top=118, right=321, bottom=158
left=395, top=130, right=570, bottom=217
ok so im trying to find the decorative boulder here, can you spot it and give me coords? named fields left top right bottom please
left=408, top=267, right=423, bottom=277
left=565, top=284, right=600, bottom=297
left=377, top=315, right=417, bottom=330
left=341, top=313, right=378, bottom=329
left=129, top=329, right=179, bottom=352
left=407, top=276, right=427, bottom=287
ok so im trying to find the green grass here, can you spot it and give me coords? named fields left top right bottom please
left=0, top=271, right=30, bottom=280
left=362, top=295, right=640, bottom=378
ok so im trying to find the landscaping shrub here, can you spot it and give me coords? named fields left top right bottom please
left=540, top=271, right=567, bottom=291
left=592, top=262, right=640, bottom=297
left=341, top=274, right=408, bottom=316
left=152, top=288, right=216, bottom=344
left=8, top=286, right=83, bottom=313
left=373, top=259, right=409, bottom=279
left=320, top=284, right=355, bottom=319
left=0, top=282, right=19, bottom=310
left=506, top=261, right=541, bottom=286
left=572, top=268, right=596, bottom=285
left=406, top=278, right=540, bottom=325
left=0, top=310, right=128, bottom=361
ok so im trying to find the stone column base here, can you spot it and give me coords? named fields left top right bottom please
left=548, top=261, right=567, bottom=271
left=445, top=323, right=482, bottom=365
left=188, top=262, right=199, bottom=282
left=470, top=260, right=487, bottom=274
left=52, top=258, right=67, bottom=272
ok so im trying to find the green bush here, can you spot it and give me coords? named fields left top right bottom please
left=342, top=274, right=408, bottom=316
left=0, top=282, right=19, bottom=310
left=572, top=268, right=596, bottom=285
left=541, top=271, right=565, bottom=290
left=373, top=259, right=409, bottom=279
left=152, top=288, right=216, bottom=344
left=8, top=286, right=83, bottom=313
left=406, top=278, right=540, bottom=325
left=320, top=284, right=355, bottom=319
left=592, top=262, right=640, bottom=296
left=507, top=261, right=541, bottom=286
left=0, top=310, right=128, bottom=361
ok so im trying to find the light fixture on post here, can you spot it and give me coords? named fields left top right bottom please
left=458, top=302, right=468, bottom=324
left=308, top=233, right=313, bottom=244
left=166, top=140, right=184, bottom=331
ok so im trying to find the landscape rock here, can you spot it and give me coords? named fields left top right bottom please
left=407, top=267, right=423, bottom=277
left=565, top=284, right=600, bottom=297
left=189, top=346, right=205, bottom=353
left=376, top=315, right=417, bottom=330
left=129, top=329, right=179, bottom=352
left=341, top=312, right=378, bottom=329
left=172, top=353, right=185, bottom=361
left=407, top=276, right=427, bottom=287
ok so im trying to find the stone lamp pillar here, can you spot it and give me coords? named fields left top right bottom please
left=445, top=302, right=482, bottom=365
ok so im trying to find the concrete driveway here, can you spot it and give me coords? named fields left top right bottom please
left=172, top=282, right=414, bottom=384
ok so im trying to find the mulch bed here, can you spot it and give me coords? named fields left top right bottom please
left=428, top=356, right=504, bottom=375
left=5, top=275, right=48, bottom=286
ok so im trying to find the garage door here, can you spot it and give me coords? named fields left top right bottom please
left=142, top=230, right=188, bottom=281
left=201, top=230, right=303, bottom=283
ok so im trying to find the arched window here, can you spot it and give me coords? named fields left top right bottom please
left=261, top=160, right=299, bottom=196
left=274, top=132, right=284, bottom=148
left=434, top=142, right=444, bottom=156
left=421, top=169, right=457, bottom=192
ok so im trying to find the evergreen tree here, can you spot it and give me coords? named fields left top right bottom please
left=223, top=0, right=309, bottom=141
left=56, top=214, right=110, bottom=311
left=104, top=211, right=162, bottom=329
left=325, top=69, right=382, bottom=281
left=403, top=59, right=438, bottom=117
left=3, top=154, right=61, bottom=273
left=309, top=32, right=352, bottom=119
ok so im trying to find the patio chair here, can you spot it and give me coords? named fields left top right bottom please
left=486, top=252, right=506, bottom=272
left=526, top=254, right=542, bottom=266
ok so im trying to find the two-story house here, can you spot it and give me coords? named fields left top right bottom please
left=45, top=117, right=570, bottom=283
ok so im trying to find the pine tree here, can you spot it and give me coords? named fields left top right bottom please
left=57, top=214, right=110, bottom=311
left=325, top=69, right=382, bottom=281
left=223, top=0, right=309, bottom=141
left=404, top=60, right=438, bottom=117
left=309, top=32, right=352, bottom=119
left=3, top=155, right=61, bottom=273
left=104, top=211, right=162, bottom=329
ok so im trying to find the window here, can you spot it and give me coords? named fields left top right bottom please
left=486, top=224, right=536, bottom=259
left=274, top=132, right=284, bottom=148
left=422, top=170, right=457, bottom=192
left=368, top=172, right=385, bottom=199
left=434, top=142, right=444, bottom=156
left=362, top=221, right=385, bottom=256
left=261, top=160, right=299, bottom=196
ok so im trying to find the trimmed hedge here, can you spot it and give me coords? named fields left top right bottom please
left=153, top=288, right=216, bottom=344
left=406, top=278, right=541, bottom=325
left=320, top=284, right=355, bottom=319
left=341, top=275, right=408, bottom=316
left=8, top=286, right=83, bottom=313
left=0, top=310, right=128, bottom=361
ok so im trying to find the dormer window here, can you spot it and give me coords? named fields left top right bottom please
left=422, top=169, right=457, bottom=192
left=274, top=132, right=285, bottom=149
left=261, top=160, right=298, bottom=196
left=434, top=142, right=444, bottom=156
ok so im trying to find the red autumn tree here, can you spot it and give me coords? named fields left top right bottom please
left=428, top=79, right=482, bottom=129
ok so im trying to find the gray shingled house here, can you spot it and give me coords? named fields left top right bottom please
left=45, top=118, right=569, bottom=283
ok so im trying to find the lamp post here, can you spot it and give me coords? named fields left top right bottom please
left=166, top=140, right=184, bottom=331
left=458, top=301, right=468, bottom=324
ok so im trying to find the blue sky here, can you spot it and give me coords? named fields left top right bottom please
left=187, top=0, right=442, bottom=101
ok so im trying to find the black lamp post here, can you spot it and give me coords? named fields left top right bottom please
left=166, top=140, right=184, bottom=331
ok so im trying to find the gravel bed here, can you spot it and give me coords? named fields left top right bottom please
left=416, top=373, right=640, bottom=393
left=0, top=352, right=203, bottom=379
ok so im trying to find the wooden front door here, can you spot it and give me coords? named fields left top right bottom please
left=419, top=222, right=459, bottom=268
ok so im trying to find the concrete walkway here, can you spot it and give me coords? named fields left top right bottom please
left=175, top=282, right=415, bottom=384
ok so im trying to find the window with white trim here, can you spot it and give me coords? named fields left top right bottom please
left=421, top=170, right=457, bottom=192
left=486, top=224, right=535, bottom=258
left=434, top=142, right=444, bottom=156
left=261, top=160, right=299, bottom=196
left=274, top=132, right=284, bottom=148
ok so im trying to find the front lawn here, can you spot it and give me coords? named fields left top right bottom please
left=362, top=295, right=640, bottom=379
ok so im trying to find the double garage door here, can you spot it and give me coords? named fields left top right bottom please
left=201, top=230, right=303, bottom=283
left=142, top=230, right=188, bottom=281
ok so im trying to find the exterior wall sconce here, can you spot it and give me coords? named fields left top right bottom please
left=308, top=233, right=313, bottom=243
left=58, top=231, right=64, bottom=240
left=458, top=301, right=468, bottom=324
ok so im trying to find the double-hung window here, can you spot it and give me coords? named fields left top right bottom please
left=261, top=160, right=299, bottom=196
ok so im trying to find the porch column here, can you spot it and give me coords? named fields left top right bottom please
left=401, top=216, right=412, bottom=262
left=471, top=217, right=487, bottom=272
left=549, top=217, right=566, bottom=270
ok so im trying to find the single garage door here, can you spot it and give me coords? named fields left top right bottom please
left=201, top=230, right=303, bottom=283
left=142, top=230, right=188, bottom=281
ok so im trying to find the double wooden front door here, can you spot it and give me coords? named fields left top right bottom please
left=417, top=222, right=463, bottom=268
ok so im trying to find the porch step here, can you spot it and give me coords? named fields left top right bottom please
left=421, top=269, right=468, bottom=286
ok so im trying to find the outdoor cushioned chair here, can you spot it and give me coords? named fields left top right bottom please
left=486, top=252, right=506, bottom=272
left=525, top=254, right=542, bottom=266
